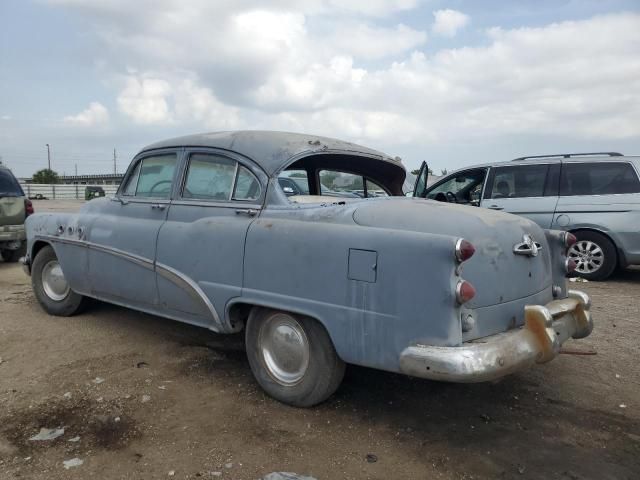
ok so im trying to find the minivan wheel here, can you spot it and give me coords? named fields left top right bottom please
left=567, top=231, right=617, bottom=281
left=245, top=308, right=345, bottom=407
left=31, top=245, right=86, bottom=316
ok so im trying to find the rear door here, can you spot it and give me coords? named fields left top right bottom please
left=480, top=163, right=559, bottom=228
left=155, top=150, right=266, bottom=330
left=86, top=150, right=179, bottom=306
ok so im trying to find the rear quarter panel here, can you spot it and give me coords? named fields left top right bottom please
left=240, top=212, right=460, bottom=373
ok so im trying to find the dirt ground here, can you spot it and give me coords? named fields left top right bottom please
left=0, top=201, right=639, bottom=479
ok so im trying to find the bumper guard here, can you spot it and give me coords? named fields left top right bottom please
left=399, top=290, right=593, bottom=383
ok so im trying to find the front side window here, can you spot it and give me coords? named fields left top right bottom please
left=425, top=169, right=486, bottom=204
left=121, top=154, right=177, bottom=198
left=560, top=162, right=640, bottom=196
left=488, top=164, right=549, bottom=199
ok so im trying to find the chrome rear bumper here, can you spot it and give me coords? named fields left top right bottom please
left=399, top=290, right=592, bottom=383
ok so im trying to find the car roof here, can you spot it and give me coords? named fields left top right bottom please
left=444, top=154, right=640, bottom=174
left=141, top=130, right=402, bottom=176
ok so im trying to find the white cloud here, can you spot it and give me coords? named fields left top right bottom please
left=47, top=3, right=640, bottom=149
left=1, top=115, right=11, bottom=121
left=117, top=77, right=172, bottom=124
left=432, top=9, right=470, bottom=37
left=63, top=102, right=109, bottom=126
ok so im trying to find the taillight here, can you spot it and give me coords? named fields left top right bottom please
left=455, top=239, right=475, bottom=263
left=565, top=258, right=577, bottom=273
left=25, top=199, right=34, bottom=217
left=564, top=232, right=577, bottom=248
left=456, top=280, right=476, bottom=304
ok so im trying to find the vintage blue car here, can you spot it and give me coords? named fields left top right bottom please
left=22, top=131, right=593, bottom=407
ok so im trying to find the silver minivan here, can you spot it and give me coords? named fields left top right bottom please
left=414, top=152, right=640, bottom=280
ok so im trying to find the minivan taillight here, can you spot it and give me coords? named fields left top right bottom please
left=25, top=199, right=34, bottom=216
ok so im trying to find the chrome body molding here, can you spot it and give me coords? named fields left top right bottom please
left=34, top=235, right=221, bottom=326
left=399, top=290, right=592, bottom=383
left=155, top=261, right=221, bottom=324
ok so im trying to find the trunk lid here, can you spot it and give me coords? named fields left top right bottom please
left=353, top=198, right=553, bottom=308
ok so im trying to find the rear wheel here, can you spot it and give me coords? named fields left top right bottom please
left=0, top=242, right=26, bottom=263
left=567, top=231, right=617, bottom=281
left=245, top=308, right=345, bottom=407
left=31, top=245, right=86, bottom=316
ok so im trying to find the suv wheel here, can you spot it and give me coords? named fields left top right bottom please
left=0, top=243, right=27, bottom=263
left=245, top=308, right=345, bottom=407
left=31, top=245, right=86, bottom=316
left=568, top=231, right=617, bottom=281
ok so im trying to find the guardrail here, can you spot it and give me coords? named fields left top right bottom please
left=18, top=183, right=119, bottom=199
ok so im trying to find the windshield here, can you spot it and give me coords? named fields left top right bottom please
left=0, top=169, right=23, bottom=197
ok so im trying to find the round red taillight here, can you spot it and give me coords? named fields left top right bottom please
left=456, top=280, right=476, bottom=304
left=564, top=232, right=577, bottom=248
left=25, top=199, right=34, bottom=216
left=455, top=239, right=475, bottom=263
left=565, top=258, right=577, bottom=273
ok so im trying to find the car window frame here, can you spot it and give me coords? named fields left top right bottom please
left=484, top=163, right=552, bottom=200
left=173, top=148, right=266, bottom=209
left=116, top=148, right=182, bottom=203
left=559, top=160, right=640, bottom=197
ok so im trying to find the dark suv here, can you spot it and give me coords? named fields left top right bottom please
left=0, top=163, right=33, bottom=262
left=414, top=152, right=640, bottom=280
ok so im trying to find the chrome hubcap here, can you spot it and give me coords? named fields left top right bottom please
left=568, top=240, right=604, bottom=274
left=41, top=260, right=70, bottom=301
left=259, top=313, right=310, bottom=386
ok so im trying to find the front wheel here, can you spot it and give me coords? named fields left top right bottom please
left=31, top=245, right=86, bottom=316
left=567, top=231, right=617, bottom=281
left=245, top=308, right=345, bottom=407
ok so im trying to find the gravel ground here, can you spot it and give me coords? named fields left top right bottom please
left=0, top=201, right=638, bottom=479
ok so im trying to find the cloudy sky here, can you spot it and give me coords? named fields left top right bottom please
left=1, top=0, right=639, bottom=178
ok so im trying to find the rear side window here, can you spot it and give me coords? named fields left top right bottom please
left=488, top=165, right=549, bottom=199
left=0, top=169, right=23, bottom=196
left=560, top=162, right=640, bottom=196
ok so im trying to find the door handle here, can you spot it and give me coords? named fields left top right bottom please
left=235, top=208, right=257, bottom=217
left=488, top=205, right=504, bottom=210
left=151, top=203, right=167, bottom=211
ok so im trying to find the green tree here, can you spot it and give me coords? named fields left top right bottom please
left=32, top=169, right=59, bottom=184
left=410, top=167, right=433, bottom=176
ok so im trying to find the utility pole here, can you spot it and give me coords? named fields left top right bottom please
left=75, top=164, right=78, bottom=176
left=113, top=148, right=117, bottom=174
left=46, top=144, right=51, bottom=170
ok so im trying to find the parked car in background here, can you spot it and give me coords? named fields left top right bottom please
left=0, top=162, right=33, bottom=262
left=23, top=131, right=592, bottom=406
left=85, top=185, right=106, bottom=200
left=415, top=152, right=640, bottom=280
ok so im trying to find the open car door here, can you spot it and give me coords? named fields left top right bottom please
left=412, top=161, right=429, bottom=198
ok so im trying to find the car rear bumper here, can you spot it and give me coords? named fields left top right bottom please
left=0, top=224, right=26, bottom=242
left=399, top=290, right=592, bottom=383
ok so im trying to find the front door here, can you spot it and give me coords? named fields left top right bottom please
left=86, top=151, right=179, bottom=306
left=155, top=150, right=265, bottom=330
left=480, top=163, right=560, bottom=228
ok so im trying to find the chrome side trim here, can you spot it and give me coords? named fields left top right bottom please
left=155, top=261, right=221, bottom=325
left=35, top=235, right=221, bottom=326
